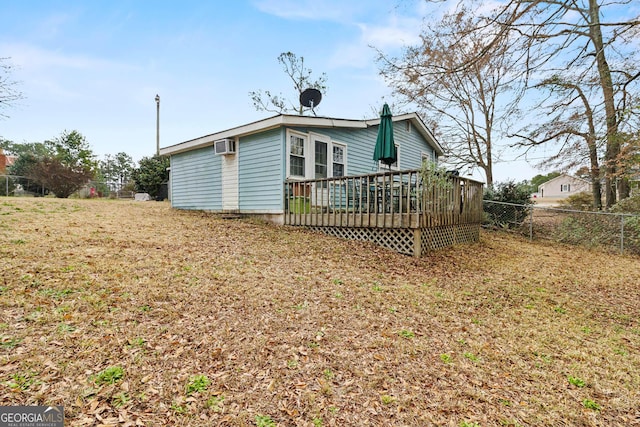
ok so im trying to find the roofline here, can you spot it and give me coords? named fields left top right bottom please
left=545, top=173, right=591, bottom=184
left=159, top=113, right=444, bottom=156
left=537, top=173, right=592, bottom=189
left=374, top=112, right=444, bottom=156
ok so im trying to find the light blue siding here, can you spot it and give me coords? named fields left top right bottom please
left=170, top=147, right=222, bottom=210
left=238, top=128, right=284, bottom=212
left=168, top=119, right=436, bottom=213
left=393, top=120, right=436, bottom=168
left=289, top=120, right=435, bottom=175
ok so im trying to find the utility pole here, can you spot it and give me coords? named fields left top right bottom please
left=155, top=94, right=160, bottom=156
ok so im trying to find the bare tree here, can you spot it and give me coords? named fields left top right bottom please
left=377, top=9, right=525, bottom=186
left=0, top=57, right=24, bottom=119
left=453, top=0, right=640, bottom=207
left=515, top=75, right=604, bottom=209
left=249, top=52, right=328, bottom=116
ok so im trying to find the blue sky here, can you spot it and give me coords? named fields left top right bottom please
left=0, top=0, right=543, bottom=182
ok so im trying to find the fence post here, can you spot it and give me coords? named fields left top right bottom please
left=620, top=214, right=624, bottom=255
left=529, top=206, right=533, bottom=241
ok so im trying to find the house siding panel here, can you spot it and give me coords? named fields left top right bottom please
left=238, top=129, right=284, bottom=212
left=170, top=147, right=222, bottom=210
left=289, top=120, right=435, bottom=175
left=395, top=121, right=435, bottom=168
left=290, top=126, right=378, bottom=175
left=538, top=174, right=591, bottom=198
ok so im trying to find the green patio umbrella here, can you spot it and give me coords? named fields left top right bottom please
left=373, top=103, right=397, bottom=168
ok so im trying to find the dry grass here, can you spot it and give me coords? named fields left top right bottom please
left=1, top=198, right=639, bottom=427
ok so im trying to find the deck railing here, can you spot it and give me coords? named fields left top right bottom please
left=284, top=169, right=484, bottom=229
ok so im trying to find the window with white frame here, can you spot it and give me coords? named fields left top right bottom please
left=333, top=144, right=345, bottom=177
left=378, top=144, right=399, bottom=171
left=314, top=139, right=328, bottom=179
left=287, top=130, right=346, bottom=179
left=405, top=120, right=412, bottom=133
left=288, top=133, right=306, bottom=177
left=561, top=183, right=570, bottom=192
left=421, top=151, right=435, bottom=165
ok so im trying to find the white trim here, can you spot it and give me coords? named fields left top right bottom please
left=285, top=130, right=348, bottom=180
left=309, top=132, right=331, bottom=180
left=285, top=129, right=308, bottom=179
left=160, top=112, right=444, bottom=157
left=365, top=113, right=443, bottom=155
left=331, top=141, right=347, bottom=177
left=221, top=138, right=239, bottom=210
left=421, top=151, right=434, bottom=164
left=378, top=143, right=400, bottom=171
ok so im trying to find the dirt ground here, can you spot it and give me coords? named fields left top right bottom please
left=1, top=198, right=639, bottom=426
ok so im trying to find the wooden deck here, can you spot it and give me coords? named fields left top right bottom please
left=284, top=169, right=484, bottom=256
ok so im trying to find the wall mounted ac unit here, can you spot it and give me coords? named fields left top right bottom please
left=214, top=138, right=236, bottom=155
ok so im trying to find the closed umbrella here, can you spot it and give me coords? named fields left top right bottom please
left=373, top=103, right=397, bottom=168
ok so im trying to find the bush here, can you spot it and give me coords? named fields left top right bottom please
left=132, top=155, right=170, bottom=200
left=610, top=195, right=640, bottom=214
left=483, top=181, right=533, bottom=228
left=561, top=191, right=594, bottom=211
left=484, top=180, right=533, bottom=205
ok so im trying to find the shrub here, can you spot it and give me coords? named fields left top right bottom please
left=561, top=191, right=594, bottom=211
left=484, top=180, right=533, bottom=205
left=610, top=195, right=640, bottom=214
left=483, top=181, right=533, bottom=228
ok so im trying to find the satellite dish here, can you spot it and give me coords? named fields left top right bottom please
left=299, top=88, right=322, bottom=114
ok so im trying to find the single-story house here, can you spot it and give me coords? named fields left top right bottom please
left=160, top=113, right=444, bottom=224
left=536, top=174, right=591, bottom=200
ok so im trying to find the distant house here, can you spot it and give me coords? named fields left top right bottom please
left=0, top=149, right=17, bottom=174
left=537, top=174, right=591, bottom=200
left=160, top=113, right=444, bottom=223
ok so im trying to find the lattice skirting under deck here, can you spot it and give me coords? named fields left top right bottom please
left=307, top=223, right=480, bottom=256
left=421, top=223, right=480, bottom=252
left=308, top=226, right=416, bottom=255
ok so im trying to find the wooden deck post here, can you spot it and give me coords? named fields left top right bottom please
left=413, top=228, right=422, bottom=257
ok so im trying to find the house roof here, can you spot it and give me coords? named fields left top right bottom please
left=0, top=150, right=17, bottom=171
left=159, top=113, right=444, bottom=157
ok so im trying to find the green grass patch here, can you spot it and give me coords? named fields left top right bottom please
left=93, top=366, right=124, bottom=385
left=186, top=374, right=210, bottom=395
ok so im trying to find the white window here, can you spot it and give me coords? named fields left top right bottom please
left=287, top=130, right=346, bottom=179
left=378, top=144, right=400, bottom=171
left=561, top=184, right=571, bottom=192
left=314, top=139, right=328, bottom=179
left=332, top=144, right=345, bottom=177
left=287, top=132, right=307, bottom=178
left=421, top=151, right=435, bottom=165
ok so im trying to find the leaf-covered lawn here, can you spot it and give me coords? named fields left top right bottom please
left=1, top=198, right=639, bottom=426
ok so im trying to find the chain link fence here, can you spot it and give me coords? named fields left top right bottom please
left=1, top=174, right=46, bottom=196
left=483, top=200, right=640, bottom=255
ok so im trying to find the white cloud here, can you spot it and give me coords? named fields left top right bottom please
left=34, top=12, right=77, bottom=40
left=358, top=18, right=422, bottom=50
left=253, top=0, right=423, bottom=70
left=1, top=42, right=136, bottom=73
left=328, top=15, right=421, bottom=69
left=252, top=0, right=360, bottom=22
